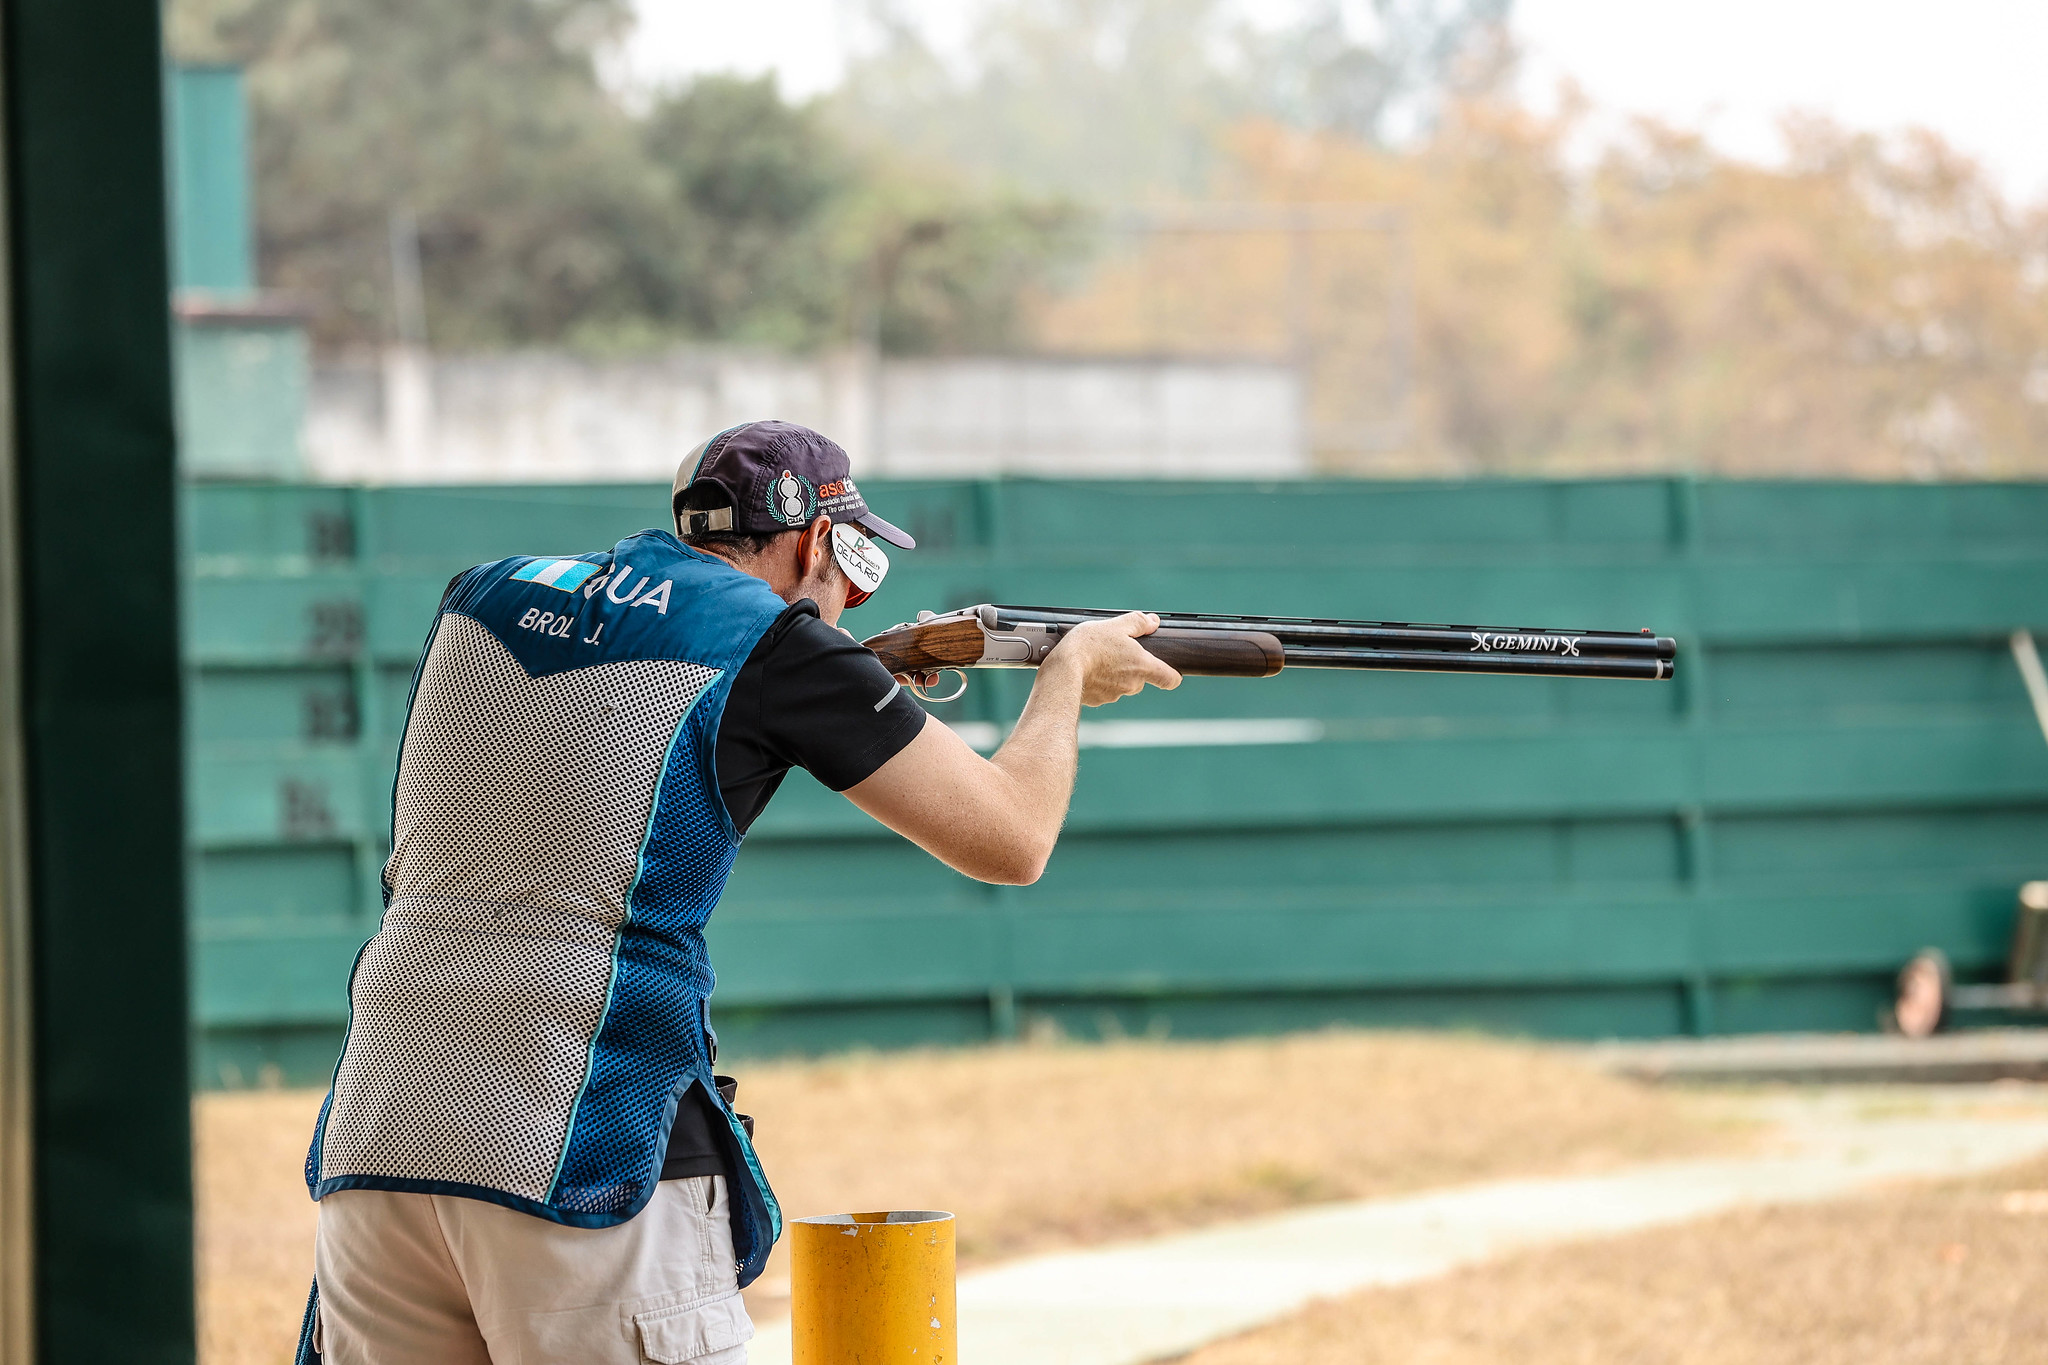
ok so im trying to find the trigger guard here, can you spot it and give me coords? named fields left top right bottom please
left=909, top=669, right=969, bottom=704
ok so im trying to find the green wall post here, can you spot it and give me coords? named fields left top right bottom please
left=166, top=66, right=253, bottom=296
left=1671, top=475, right=1716, bottom=1035
left=5, top=0, right=194, bottom=1361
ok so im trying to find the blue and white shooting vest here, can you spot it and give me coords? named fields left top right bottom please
left=305, top=529, right=787, bottom=1284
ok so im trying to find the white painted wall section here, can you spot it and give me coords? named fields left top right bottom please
left=876, top=356, right=1301, bottom=477
left=304, top=347, right=1304, bottom=483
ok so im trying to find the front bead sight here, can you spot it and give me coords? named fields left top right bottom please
left=791, top=1211, right=956, bottom=1365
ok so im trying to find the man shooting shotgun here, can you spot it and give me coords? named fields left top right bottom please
left=297, top=421, right=1179, bottom=1365
left=296, top=418, right=1673, bottom=1364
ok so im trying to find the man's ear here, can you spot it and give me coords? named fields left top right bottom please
left=802, top=515, right=833, bottom=574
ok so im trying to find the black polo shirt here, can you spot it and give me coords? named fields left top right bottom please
left=660, top=598, right=928, bottom=1177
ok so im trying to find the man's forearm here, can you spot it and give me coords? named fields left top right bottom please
left=841, top=656, right=1084, bottom=884
left=987, top=653, right=1085, bottom=852
left=847, top=614, right=1173, bottom=885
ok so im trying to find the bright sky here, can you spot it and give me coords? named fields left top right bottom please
left=1513, top=0, right=2048, bottom=204
left=616, top=0, right=860, bottom=99
left=622, top=0, right=2048, bottom=205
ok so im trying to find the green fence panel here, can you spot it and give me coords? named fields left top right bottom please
left=183, top=478, right=2048, bottom=1084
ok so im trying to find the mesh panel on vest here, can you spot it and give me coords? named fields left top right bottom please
left=550, top=698, right=737, bottom=1214
left=379, top=614, right=719, bottom=924
left=318, top=612, right=719, bottom=1199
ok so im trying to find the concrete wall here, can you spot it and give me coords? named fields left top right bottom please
left=305, top=347, right=1305, bottom=483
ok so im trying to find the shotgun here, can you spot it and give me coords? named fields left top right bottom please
left=863, top=604, right=1677, bottom=702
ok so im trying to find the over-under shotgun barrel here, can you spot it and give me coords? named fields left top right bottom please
left=862, top=605, right=1678, bottom=683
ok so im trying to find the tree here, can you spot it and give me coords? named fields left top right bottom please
left=640, top=74, right=848, bottom=345
left=167, top=0, right=1084, bottom=354
left=1036, top=98, right=2048, bottom=477
left=839, top=0, right=1241, bottom=201
left=835, top=0, right=1516, bottom=200
left=1238, top=0, right=1513, bottom=143
left=174, top=0, right=678, bottom=348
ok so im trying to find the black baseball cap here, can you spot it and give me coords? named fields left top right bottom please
left=672, top=420, right=916, bottom=550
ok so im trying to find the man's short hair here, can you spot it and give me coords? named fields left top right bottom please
left=675, top=483, right=781, bottom=557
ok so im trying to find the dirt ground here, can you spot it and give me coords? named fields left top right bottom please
left=194, top=1087, right=323, bottom=1365
left=1180, top=1148, right=2048, bottom=1365
left=193, top=1030, right=1732, bottom=1365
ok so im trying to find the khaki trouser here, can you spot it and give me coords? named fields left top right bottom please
left=313, top=1175, right=752, bottom=1364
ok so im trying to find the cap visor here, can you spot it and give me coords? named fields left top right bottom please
left=850, top=509, right=916, bottom=550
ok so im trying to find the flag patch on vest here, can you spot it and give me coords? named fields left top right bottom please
left=511, top=558, right=601, bottom=592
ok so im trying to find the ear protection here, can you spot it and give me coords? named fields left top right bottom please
left=831, top=523, right=889, bottom=608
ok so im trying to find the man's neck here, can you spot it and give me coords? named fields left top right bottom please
left=693, top=542, right=801, bottom=601
left=685, top=536, right=839, bottom=622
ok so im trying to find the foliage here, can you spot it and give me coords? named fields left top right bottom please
left=638, top=74, right=848, bottom=346
left=639, top=75, right=1088, bottom=353
left=1035, top=99, right=2048, bottom=476
left=838, top=0, right=1242, bottom=201
left=835, top=0, right=1513, bottom=200
left=168, top=0, right=1082, bottom=353
left=1236, top=0, right=1512, bottom=144
left=833, top=172, right=1091, bottom=353
left=172, top=0, right=663, bottom=347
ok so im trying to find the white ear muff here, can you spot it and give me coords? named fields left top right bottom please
left=831, top=523, right=888, bottom=596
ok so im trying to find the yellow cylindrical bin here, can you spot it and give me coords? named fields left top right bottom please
left=791, top=1210, right=955, bottom=1365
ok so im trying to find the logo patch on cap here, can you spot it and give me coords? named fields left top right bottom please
left=816, top=475, right=864, bottom=518
left=766, top=469, right=816, bottom=526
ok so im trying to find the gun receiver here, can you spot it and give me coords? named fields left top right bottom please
left=863, top=604, right=1677, bottom=701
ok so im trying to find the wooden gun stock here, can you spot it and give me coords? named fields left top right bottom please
left=861, top=612, right=1281, bottom=680
left=863, top=616, right=985, bottom=675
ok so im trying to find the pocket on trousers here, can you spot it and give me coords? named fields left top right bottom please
left=634, top=1290, right=753, bottom=1363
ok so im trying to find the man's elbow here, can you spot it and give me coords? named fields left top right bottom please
left=968, top=834, right=1052, bottom=886
left=982, top=855, right=1048, bottom=886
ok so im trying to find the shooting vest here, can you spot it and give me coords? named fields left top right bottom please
left=304, top=529, right=787, bottom=1283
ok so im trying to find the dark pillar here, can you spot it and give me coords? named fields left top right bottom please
left=3, top=0, right=194, bottom=1361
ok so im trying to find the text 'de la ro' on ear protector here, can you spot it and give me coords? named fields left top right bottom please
left=832, top=523, right=888, bottom=606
